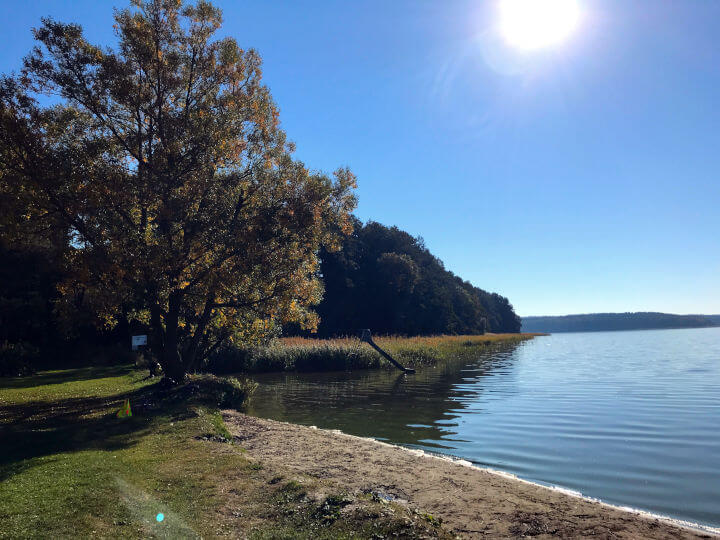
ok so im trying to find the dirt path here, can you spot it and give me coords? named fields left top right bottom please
left=223, top=411, right=718, bottom=539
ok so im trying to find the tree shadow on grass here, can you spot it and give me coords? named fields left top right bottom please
left=0, top=365, right=137, bottom=390
left=0, top=381, right=195, bottom=483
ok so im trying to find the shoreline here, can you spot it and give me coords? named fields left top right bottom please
left=415, top=445, right=719, bottom=537
left=224, top=411, right=719, bottom=539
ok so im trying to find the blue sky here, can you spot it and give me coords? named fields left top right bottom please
left=1, top=0, right=718, bottom=316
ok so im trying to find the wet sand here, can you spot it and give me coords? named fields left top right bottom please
left=223, top=411, right=718, bottom=539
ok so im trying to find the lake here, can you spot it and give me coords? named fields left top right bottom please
left=245, top=327, right=720, bottom=527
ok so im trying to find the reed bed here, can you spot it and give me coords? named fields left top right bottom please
left=205, top=333, right=540, bottom=374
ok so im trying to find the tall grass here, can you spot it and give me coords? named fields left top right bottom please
left=205, top=334, right=540, bottom=374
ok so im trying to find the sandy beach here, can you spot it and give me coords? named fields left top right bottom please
left=223, top=411, right=718, bottom=539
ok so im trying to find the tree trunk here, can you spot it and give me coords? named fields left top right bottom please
left=160, top=292, right=186, bottom=383
left=150, top=292, right=186, bottom=384
left=183, top=289, right=216, bottom=374
left=161, top=341, right=185, bottom=383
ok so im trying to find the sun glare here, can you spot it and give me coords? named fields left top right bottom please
left=499, top=0, right=581, bottom=51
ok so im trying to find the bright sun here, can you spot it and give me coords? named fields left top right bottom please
left=499, top=0, right=581, bottom=51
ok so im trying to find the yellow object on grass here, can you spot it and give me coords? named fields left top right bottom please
left=117, top=398, right=132, bottom=418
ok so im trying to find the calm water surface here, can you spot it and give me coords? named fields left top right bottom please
left=246, top=327, right=720, bottom=527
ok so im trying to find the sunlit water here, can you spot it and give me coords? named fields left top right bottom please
left=245, top=327, right=720, bottom=527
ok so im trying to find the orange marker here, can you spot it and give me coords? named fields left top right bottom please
left=117, top=398, right=132, bottom=418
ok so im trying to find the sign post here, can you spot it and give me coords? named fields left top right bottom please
left=131, top=335, right=148, bottom=351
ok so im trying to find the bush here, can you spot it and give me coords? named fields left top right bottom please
left=0, top=341, right=39, bottom=377
left=183, top=374, right=258, bottom=409
left=72, top=343, right=137, bottom=366
left=134, top=352, right=161, bottom=375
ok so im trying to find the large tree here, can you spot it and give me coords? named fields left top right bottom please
left=0, top=0, right=356, bottom=382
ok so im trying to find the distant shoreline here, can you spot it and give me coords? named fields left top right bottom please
left=522, top=312, right=720, bottom=333
left=523, top=325, right=720, bottom=334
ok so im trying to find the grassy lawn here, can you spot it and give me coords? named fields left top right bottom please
left=0, top=366, right=452, bottom=539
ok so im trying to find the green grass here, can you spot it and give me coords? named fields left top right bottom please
left=0, top=366, right=452, bottom=538
left=206, top=333, right=540, bottom=374
left=0, top=365, right=151, bottom=404
left=0, top=370, right=244, bottom=538
left=209, top=410, right=233, bottom=442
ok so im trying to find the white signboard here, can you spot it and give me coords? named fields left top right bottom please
left=131, top=335, right=148, bottom=350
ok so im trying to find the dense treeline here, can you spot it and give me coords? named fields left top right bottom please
left=298, top=219, right=521, bottom=337
left=0, top=240, right=137, bottom=376
left=0, top=217, right=522, bottom=376
left=521, top=312, right=719, bottom=333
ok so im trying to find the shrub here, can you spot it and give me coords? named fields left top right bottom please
left=134, top=352, right=162, bottom=375
left=183, top=374, right=258, bottom=409
left=0, top=341, right=39, bottom=377
left=73, top=343, right=137, bottom=366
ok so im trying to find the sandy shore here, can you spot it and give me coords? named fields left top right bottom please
left=223, top=411, right=718, bottom=539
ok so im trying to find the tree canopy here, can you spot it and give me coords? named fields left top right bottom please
left=0, top=0, right=356, bottom=382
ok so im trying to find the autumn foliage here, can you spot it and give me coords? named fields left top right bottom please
left=0, top=0, right=356, bottom=382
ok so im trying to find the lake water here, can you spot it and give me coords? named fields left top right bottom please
left=246, top=327, right=720, bottom=527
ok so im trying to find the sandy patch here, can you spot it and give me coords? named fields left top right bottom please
left=223, top=411, right=718, bottom=539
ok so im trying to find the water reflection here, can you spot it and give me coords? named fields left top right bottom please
left=246, top=343, right=524, bottom=449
